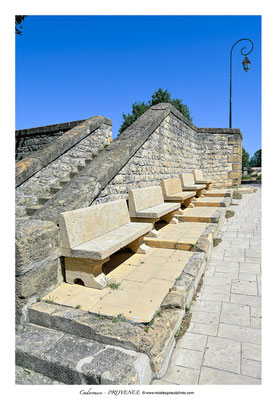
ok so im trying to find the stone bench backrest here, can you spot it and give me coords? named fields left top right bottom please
left=128, top=186, right=164, bottom=213
left=59, top=199, right=130, bottom=249
left=193, top=169, right=204, bottom=181
left=161, top=178, right=182, bottom=197
left=180, top=173, right=195, bottom=186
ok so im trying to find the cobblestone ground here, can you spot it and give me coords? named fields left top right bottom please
left=152, top=187, right=261, bottom=385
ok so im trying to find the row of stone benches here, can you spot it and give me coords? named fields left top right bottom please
left=59, top=171, right=226, bottom=290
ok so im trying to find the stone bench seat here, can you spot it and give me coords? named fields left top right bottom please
left=131, top=202, right=180, bottom=219
left=193, top=169, right=212, bottom=190
left=59, top=199, right=152, bottom=289
left=161, top=178, right=197, bottom=211
left=63, top=222, right=152, bottom=260
left=179, top=173, right=206, bottom=197
left=164, top=191, right=196, bottom=201
left=128, top=186, right=180, bottom=233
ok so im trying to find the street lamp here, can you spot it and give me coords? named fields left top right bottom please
left=229, top=38, right=254, bottom=128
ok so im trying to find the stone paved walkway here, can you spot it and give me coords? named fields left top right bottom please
left=152, top=187, right=261, bottom=385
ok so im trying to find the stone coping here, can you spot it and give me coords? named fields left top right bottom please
left=16, top=119, right=86, bottom=137
left=16, top=116, right=112, bottom=187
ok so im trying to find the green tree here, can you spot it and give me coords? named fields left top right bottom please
left=242, top=147, right=250, bottom=168
left=15, top=15, right=27, bottom=36
left=119, top=88, right=192, bottom=134
left=249, top=149, right=262, bottom=167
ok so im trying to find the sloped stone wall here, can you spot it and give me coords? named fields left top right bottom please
left=15, top=117, right=112, bottom=217
left=16, top=119, right=86, bottom=161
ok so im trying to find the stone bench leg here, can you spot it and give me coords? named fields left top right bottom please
left=64, top=256, right=110, bottom=290
left=163, top=210, right=179, bottom=224
left=206, top=183, right=211, bottom=191
left=128, top=235, right=150, bottom=254
left=183, top=197, right=196, bottom=208
left=196, top=189, right=205, bottom=198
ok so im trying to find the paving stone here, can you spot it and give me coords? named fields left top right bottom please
left=192, top=322, right=218, bottom=336
left=250, top=317, right=261, bottom=328
left=251, top=306, right=261, bottom=318
left=241, top=359, right=261, bottom=379
left=176, top=332, right=208, bottom=352
left=201, top=292, right=230, bottom=303
left=239, top=273, right=256, bottom=281
left=218, top=323, right=261, bottom=344
left=214, top=272, right=238, bottom=280
left=199, top=366, right=261, bottom=384
left=191, top=310, right=220, bottom=325
left=151, top=379, right=177, bottom=385
left=170, top=348, right=203, bottom=370
left=162, top=365, right=200, bottom=385
left=202, top=285, right=231, bottom=295
left=220, top=303, right=250, bottom=326
left=190, top=300, right=221, bottom=313
left=242, top=342, right=261, bottom=361
left=203, top=336, right=241, bottom=373
left=231, top=280, right=258, bottom=296
left=230, top=294, right=261, bottom=307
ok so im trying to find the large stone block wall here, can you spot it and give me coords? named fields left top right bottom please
left=15, top=117, right=112, bottom=217
left=93, top=111, right=242, bottom=204
left=15, top=219, right=62, bottom=329
left=199, top=130, right=242, bottom=188
left=16, top=119, right=86, bottom=161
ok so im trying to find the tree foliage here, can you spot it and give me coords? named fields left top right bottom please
left=15, top=15, right=27, bottom=36
left=119, top=88, right=192, bottom=134
left=249, top=149, right=261, bottom=167
left=242, top=147, right=250, bottom=168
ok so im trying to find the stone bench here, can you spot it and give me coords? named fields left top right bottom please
left=179, top=173, right=206, bottom=197
left=59, top=200, right=152, bottom=289
left=161, top=178, right=197, bottom=213
left=193, top=169, right=212, bottom=190
left=128, top=186, right=180, bottom=237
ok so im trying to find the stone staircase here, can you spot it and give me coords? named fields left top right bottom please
left=17, top=152, right=100, bottom=219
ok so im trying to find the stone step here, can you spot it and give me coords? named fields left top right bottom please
left=194, top=197, right=231, bottom=208
left=204, top=189, right=233, bottom=197
left=178, top=207, right=224, bottom=224
left=38, top=195, right=53, bottom=205
left=144, top=221, right=209, bottom=252
left=59, top=178, right=71, bottom=186
left=26, top=205, right=43, bottom=216
left=16, top=323, right=152, bottom=385
left=50, top=186, right=63, bottom=194
left=69, top=170, right=78, bottom=179
left=77, top=164, right=85, bottom=172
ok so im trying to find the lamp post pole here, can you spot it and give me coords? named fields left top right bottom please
left=229, top=38, right=254, bottom=128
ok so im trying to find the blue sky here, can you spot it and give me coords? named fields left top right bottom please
left=16, top=15, right=261, bottom=157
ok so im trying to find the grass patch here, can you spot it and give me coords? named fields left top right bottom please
left=143, top=311, right=161, bottom=333
left=107, top=279, right=121, bottom=290
left=225, top=210, right=235, bottom=219
left=75, top=305, right=81, bottom=309
left=213, top=238, right=222, bottom=247
left=175, top=311, right=192, bottom=341
left=233, top=191, right=242, bottom=200
left=45, top=295, right=58, bottom=304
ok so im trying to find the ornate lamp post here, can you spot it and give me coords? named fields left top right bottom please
left=229, top=38, right=254, bottom=128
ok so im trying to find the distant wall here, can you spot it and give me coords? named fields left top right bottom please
left=15, top=120, right=86, bottom=161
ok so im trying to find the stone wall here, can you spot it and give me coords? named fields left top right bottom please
left=93, top=107, right=242, bottom=204
left=15, top=219, right=62, bottom=329
left=15, top=116, right=112, bottom=217
left=15, top=120, right=86, bottom=161
left=30, top=103, right=242, bottom=224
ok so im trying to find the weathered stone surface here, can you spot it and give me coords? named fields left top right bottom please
left=228, top=154, right=242, bottom=163
left=229, top=170, right=242, bottom=179
left=16, top=365, right=65, bottom=384
left=16, top=116, right=112, bottom=187
left=16, top=219, right=60, bottom=276
left=16, top=324, right=152, bottom=384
